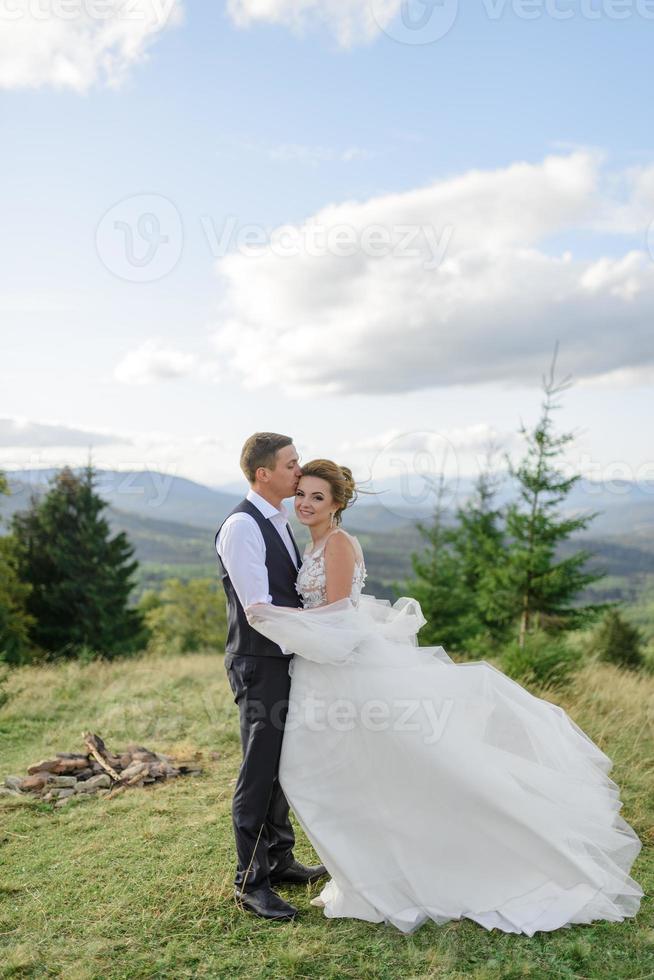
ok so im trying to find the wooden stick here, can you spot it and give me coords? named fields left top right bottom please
left=81, top=732, right=120, bottom=782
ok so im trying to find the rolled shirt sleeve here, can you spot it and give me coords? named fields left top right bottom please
left=216, top=514, right=272, bottom=609
left=216, top=513, right=287, bottom=656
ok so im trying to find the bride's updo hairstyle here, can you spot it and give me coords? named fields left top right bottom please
left=300, top=459, right=358, bottom=526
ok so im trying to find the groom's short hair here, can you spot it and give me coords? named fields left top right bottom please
left=240, top=432, right=293, bottom=484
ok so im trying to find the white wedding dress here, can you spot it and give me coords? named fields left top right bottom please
left=246, top=529, right=644, bottom=936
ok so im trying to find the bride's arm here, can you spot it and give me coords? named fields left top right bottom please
left=244, top=594, right=363, bottom=665
left=245, top=602, right=300, bottom=619
left=324, top=531, right=357, bottom=604
left=245, top=530, right=357, bottom=619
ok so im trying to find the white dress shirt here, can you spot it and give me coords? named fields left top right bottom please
left=216, top=489, right=299, bottom=654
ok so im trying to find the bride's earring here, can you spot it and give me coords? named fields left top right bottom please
left=329, top=512, right=335, bottom=529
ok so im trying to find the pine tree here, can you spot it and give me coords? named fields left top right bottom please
left=449, top=450, right=513, bottom=651
left=11, top=462, right=147, bottom=659
left=402, top=472, right=470, bottom=651
left=497, top=345, right=612, bottom=648
left=0, top=470, right=35, bottom=665
left=593, top=609, right=645, bottom=670
left=404, top=446, right=514, bottom=654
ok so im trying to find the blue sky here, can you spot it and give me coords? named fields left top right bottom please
left=1, top=0, right=653, bottom=491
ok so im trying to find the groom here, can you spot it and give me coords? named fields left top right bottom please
left=215, top=432, right=327, bottom=921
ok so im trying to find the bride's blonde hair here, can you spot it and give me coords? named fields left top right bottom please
left=300, top=459, right=357, bottom=526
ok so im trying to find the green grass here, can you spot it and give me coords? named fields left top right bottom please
left=0, top=652, right=652, bottom=980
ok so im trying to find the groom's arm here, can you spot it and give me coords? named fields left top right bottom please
left=217, top=515, right=273, bottom=609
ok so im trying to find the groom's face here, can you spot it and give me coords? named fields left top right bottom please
left=268, top=443, right=302, bottom=500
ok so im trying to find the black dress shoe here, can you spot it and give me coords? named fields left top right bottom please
left=234, top=884, right=298, bottom=921
left=269, top=859, right=328, bottom=886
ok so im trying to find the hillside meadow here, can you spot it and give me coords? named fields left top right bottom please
left=0, top=650, right=652, bottom=980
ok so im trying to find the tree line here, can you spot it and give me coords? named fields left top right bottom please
left=0, top=463, right=226, bottom=666
left=0, top=351, right=648, bottom=678
left=404, top=353, right=648, bottom=681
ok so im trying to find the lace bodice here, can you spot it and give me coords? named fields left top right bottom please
left=296, top=529, right=367, bottom=609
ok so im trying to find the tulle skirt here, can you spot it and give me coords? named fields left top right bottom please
left=248, top=594, right=644, bottom=935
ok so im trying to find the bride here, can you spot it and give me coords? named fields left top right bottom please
left=245, top=459, right=644, bottom=936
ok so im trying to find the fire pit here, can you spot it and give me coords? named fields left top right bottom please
left=2, top=732, right=204, bottom=808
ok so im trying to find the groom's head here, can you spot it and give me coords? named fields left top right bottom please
left=240, top=432, right=302, bottom=504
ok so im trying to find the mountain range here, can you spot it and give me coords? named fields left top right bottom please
left=1, top=467, right=653, bottom=605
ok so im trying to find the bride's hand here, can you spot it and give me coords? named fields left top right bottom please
left=245, top=602, right=268, bottom=624
left=245, top=602, right=302, bottom=623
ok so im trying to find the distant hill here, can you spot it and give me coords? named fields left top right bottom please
left=4, top=467, right=654, bottom=539
left=2, top=467, right=654, bottom=611
left=215, top=471, right=654, bottom=538
left=0, top=469, right=240, bottom=531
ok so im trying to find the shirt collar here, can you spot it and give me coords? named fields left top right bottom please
left=247, top=487, right=288, bottom=522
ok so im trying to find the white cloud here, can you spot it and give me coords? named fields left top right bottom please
left=216, top=135, right=374, bottom=165
left=0, top=427, right=238, bottom=488
left=341, top=424, right=509, bottom=455
left=268, top=143, right=373, bottom=165
left=114, top=339, right=196, bottom=385
left=338, top=425, right=521, bottom=483
left=0, top=418, right=131, bottom=448
left=576, top=365, right=654, bottom=389
left=226, top=0, right=396, bottom=47
left=209, top=150, right=654, bottom=396
left=0, top=0, right=184, bottom=93
left=0, top=290, right=76, bottom=313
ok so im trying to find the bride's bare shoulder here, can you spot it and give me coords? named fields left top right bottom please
left=325, top=528, right=363, bottom=559
left=343, top=528, right=362, bottom=550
